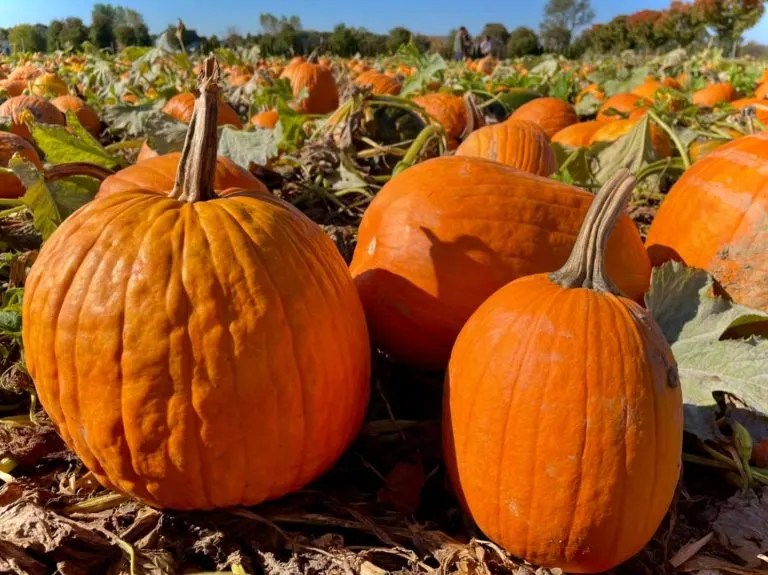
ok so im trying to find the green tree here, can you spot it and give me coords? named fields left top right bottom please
left=480, top=23, right=510, bottom=46
left=626, top=9, right=664, bottom=51
left=654, top=2, right=706, bottom=48
left=90, top=4, right=116, bottom=49
left=387, top=27, right=412, bottom=53
left=8, top=24, right=47, bottom=53
left=327, top=24, right=359, bottom=56
left=540, top=24, right=571, bottom=53
left=59, top=18, right=89, bottom=49
left=47, top=20, right=64, bottom=51
left=542, top=0, right=595, bottom=36
left=507, top=26, right=541, bottom=56
left=695, top=0, right=765, bottom=55
left=207, top=35, right=221, bottom=51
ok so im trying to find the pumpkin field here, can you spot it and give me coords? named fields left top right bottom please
left=0, top=33, right=767, bottom=575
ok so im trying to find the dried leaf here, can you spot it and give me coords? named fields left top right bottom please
left=712, top=491, right=768, bottom=567
left=377, top=460, right=426, bottom=515
left=669, top=532, right=714, bottom=568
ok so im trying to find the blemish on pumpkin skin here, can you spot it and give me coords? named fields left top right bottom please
left=367, top=237, right=376, bottom=256
left=508, top=499, right=520, bottom=517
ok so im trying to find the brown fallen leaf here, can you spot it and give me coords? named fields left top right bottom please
left=0, top=539, right=48, bottom=575
left=669, top=532, right=714, bottom=568
left=680, top=555, right=768, bottom=574
left=377, top=459, right=426, bottom=515
left=713, top=491, right=768, bottom=567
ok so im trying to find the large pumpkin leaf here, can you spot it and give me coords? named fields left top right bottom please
left=398, top=41, right=447, bottom=97
left=590, top=113, right=657, bottom=187
left=602, top=66, right=650, bottom=96
left=30, top=112, right=120, bottom=170
left=217, top=124, right=282, bottom=170
left=102, top=100, right=167, bottom=137
left=646, top=262, right=768, bottom=441
left=8, top=156, right=97, bottom=241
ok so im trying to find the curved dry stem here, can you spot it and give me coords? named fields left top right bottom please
left=549, top=168, right=636, bottom=295
left=169, top=55, right=221, bottom=203
left=44, top=163, right=114, bottom=183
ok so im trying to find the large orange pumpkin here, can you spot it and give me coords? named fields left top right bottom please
left=597, top=93, right=650, bottom=122
left=22, top=58, right=370, bottom=511
left=455, top=119, right=557, bottom=177
left=589, top=118, right=673, bottom=158
left=692, top=82, right=737, bottom=107
left=444, top=168, right=682, bottom=573
left=646, top=132, right=768, bottom=311
left=280, top=61, right=339, bottom=115
left=349, top=156, right=651, bottom=370
left=354, top=70, right=401, bottom=95
left=509, top=97, right=578, bottom=139
left=0, top=132, right=43, bottom=198
left=98, top=152, right=267, bottom=198
left=50, top=95, right=101, bottom=137
left=0, top=95, right=66, bottom=142
left=551, top=120, right=605, bottom=149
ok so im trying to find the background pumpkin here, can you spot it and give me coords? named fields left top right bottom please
left=349, top=155, right=651, bottom=370
left=30, top=73, right=68, bottom=97
left=444, top=169, right=682, bottom=573
left=551, top=120, right=605, bottom=149
left=250, top=109, right=280, bottom=129
left=0, top=131, right=43, bottom=198
left=354, top=70, right=402, bottom=95
left=280, top=61, right=339, bottom=115
left=455, top=119, right=557, bottom=177
left=509, top=97, right=578, bottom=139
left=0, top=95, right=66, bottom=142
left=50, top=95, right=101, bottom=137
left=646, top=132, right=768, bottom=311
left=412, top=92, right=469, bottom=147
left=597, top=93, right=650, bottom=121
left=162, top=91, right=243, bottom=128
left=692, top=82, right=737, bottom=107
left=23, top=58, right=370, bottom=511
left=589, top=118, right=673, bottom=158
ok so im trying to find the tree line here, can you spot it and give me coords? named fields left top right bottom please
left=0, top=0, right=764, bottom=57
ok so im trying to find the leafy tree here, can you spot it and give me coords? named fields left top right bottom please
left=542, top=0, right=595, bottom=35
left=59, top=18, right=89, bottom=49
left=207, top=35, right=221, bottom=51
left=259, top=14, right=302, bottom=35
left=540, top=24, right=572, bottom=53
left=480, top=23, right=510, bottom=45
left=387, top=27, right=412, bottom=53
left=507, top=26, right=541, bottom=56
left=327, top=24, right=359, bottom=56
left=654, top=2, right=706, bottom=48
left=626, top=9, right=664, bottom=51
left=90, top=4, right=116, bottom=49
left=354, top=28, right=388, bottom=56
left=47, top=20, right=64, bottom=51
left=8, top=24, right=47, bottom=53
left=585, top=16, right=632, bottom=53
left=413, top=34, right=431, bottom=53
left=695, top=0, right=765, bottom=54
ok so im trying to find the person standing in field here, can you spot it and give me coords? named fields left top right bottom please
left=480, top=35, right=493, bottom=57
left=453, top=27, right=472, bottom=60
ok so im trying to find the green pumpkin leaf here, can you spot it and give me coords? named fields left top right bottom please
left=218, top=124, right=282, bottom=170
left=574, top=92, right=602, bottom=117
left=646, top=261, right=768, bottom=442
left=590, top=113, right=657, bottom=187
left=0, top=309, right=22, bottom=337
left=8, top=156, right=97, bottom=241
left=30, top=111, right=120, bottom=169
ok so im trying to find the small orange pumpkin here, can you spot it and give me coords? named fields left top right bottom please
left=692, top=82, right=737, bottom=107
left=50, top=95, right=101, bottom=137
left=30, top=73, right=68, bottom=97
left=163, top=92, right=243, bottom=128
left=0, top=132, right=43, bottom=198
left=412, top=92, right=471, bottom=144
left=354, top=70, right=401, bottom=95
left=509, top=97, right=578, bottom=139
left=0, top=95, right=66, bottom=142
left=455, top=119, right=557, bottom=177
left=551, top=120, right=605, bottom=149
left=597, top=93, right=650, bottom=122
left=250, top=109, right=280, bottom=129
left=280, top=61, right=339, bottom=115
left=444, top=168, right=682, bottom=573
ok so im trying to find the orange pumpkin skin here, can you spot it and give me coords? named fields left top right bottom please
left=597, top=93, right=650, bottom=122
left=0, top=132, right=43, bottom=198
left=349, top=156, right=651, bottom=370
left=354, top=70, right=401, bottom=95
left=456, top=119, right=557, bottom=177
left=632, top=78, right=664, bottom=101
left=509, top=97, right=578, bottom=139
left=0, top=95, right=66, bottom=142
left=646, top=132, right=768, bottom=311
left=250, top=109, right=280, bottom=129
left=444, top=274, right=683, bottom=572
left=7, top=64, right=42, bottom=83
left=412, top=93, right=468, bottom=141
left=756, top=82, right=768, bottom=100
left=30, top=73, right=67, bottom=97
left=589, top=118, right=673, bottom=158
left=692, top=83, right=737, bottom=107
left=280, top=62, right=339, bottom=115
left=98, top=152, right=267, bottom=198
left=163, top=92, right=243, bottom=128
left=688, top=138, right=729, bottom=163
left=551, top=120, right=605, bottom=149
left=137, top=141, right=159, bottom=163
left=50, top=95, right=101, bottom=136
left=575, top=84, right=604, bottom=105
left=730, top=98, right=768, bottom=124
left=0, top=80, right=27, bottom=97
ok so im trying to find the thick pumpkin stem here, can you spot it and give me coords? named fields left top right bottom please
left=170, top=55, right=220, bottom=203
left=549, top=168, right=637, bottom=294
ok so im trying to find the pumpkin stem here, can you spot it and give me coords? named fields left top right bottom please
left=169, top=55, right=220, bottom=203
left=549, top=168, right=637, bottom=294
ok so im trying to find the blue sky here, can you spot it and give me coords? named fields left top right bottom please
left=1, top=0, right=767, bottom=41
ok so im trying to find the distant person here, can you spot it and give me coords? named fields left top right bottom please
left=480, top=35, right=492, bottom=57
left=454, top=26, right=471, bottom=61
